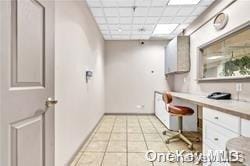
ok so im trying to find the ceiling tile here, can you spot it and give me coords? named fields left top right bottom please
left=143, top=25, right=155, bottom=31
left=109, top=25, right=120, bottom=30
left=171, top=17, right=186, bottom=23
left=134, top=7, right=148, bottom=16
left=87, top=0, right=214, bottom=40
left=106, top=17, right=119, bottom=24
left=130, top=35, right=142, bottom=39
left=119, top=31, right=131, bottom=35
left=132, top=30, right=152, bottom=35
left=140, top=35, right=151, bottom=40
left=91, top=8, right=104, bottom=17
left=120, top=17, right=132, bottom=24
left=145, top=17, right=158, bottom=24
left=177, top=6, right=195, bottom=16
left=96, top=17, right=106, bottom=24
left=135, top=0, right=151, bottom=7
left=159, top=17, right=173, bottom=23
left=183, top=16, right=196, bottom=23
left=151, top=0, right=168, bottom=6
left=192, top=6, right=207, bottom=15
left=101, top=30, right=110, bottom=35
left=119, top=8, right=133, bottom=16
left=86, top=1, right=102, bottom=7
left=104, top=8, right=119, bottom=16
left=119, top=25, right=132, bottom=30
left=117, top=0, right=134, bottom=7
left=133, top=17, right=146, bottom=24
left=148, top=7, right=164, bottom=16
left=99, top=24, right=109, bottom=30
left=112, top=35, right=130, bottom=40
left=163, top=6, right=180, bottom=16
left=132, top=24, right=144, bottom=30
left=101, top=0, right=117, bottom=7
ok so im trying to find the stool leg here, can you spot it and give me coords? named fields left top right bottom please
left=179, top=116, right=183, bottom=132
left=164, top=116, right=194, bottom=150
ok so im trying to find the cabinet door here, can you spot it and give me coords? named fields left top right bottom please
left=165, top=38, right=177, bottom=74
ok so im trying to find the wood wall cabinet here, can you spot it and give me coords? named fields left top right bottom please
left=165, top=36, right=190, bottom=75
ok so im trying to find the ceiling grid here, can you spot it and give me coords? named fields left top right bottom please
left=86, top=0, right=215, bottom=40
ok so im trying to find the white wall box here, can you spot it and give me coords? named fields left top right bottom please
left=165, top=36, right=190, bottom=75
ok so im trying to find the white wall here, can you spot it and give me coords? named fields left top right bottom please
left=55, top=1, right=105, bottom=165
left=174, top=0, right=250, bottom=101
left=105, top=41, right=174, bottom=114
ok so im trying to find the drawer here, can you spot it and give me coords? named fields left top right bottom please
left=203, top=143, right=229, bottom=166
left=203, top=120, right=239, bottom=150
left=203, top=107, right=240, bottom=133
left=241, top=119, right=250, bottom=137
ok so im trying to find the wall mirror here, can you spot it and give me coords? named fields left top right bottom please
left=199, top=22, right=250, bottom=81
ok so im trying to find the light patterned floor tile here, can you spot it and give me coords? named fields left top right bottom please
left=72, top=115, right=202, bottom=166
left=127, top=127, right=142, bottom=133
left=127, top=133, right=144, bottom=141
left=144, top=133, right=163, bottom=142
left=102, top=153, right=126, bottom=166
left=92, top=133, right=110, bottom=141
left=76, top=152, right=104, bottom=166
left=147, top=142, right=169, bottom=152
left=106, top=141, right=127, bottom=152
left=128, top=141, right=148, bottom=152
left=128, top=153, right=153, bottom=166
left=70, top=152, right=82, bottom=166
left=85, top=141, right=108, bottom=152
left=110, top=133, right=126, bottom=141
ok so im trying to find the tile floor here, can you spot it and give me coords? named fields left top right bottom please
left=70, top=115, right=202, bottom=166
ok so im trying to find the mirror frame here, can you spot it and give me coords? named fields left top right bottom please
left=197, top=21, right=250, bottom=82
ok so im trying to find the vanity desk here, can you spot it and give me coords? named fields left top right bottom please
left=169, top=92, right=250, bottom=159
left=155, top=91, right=250, bottom=163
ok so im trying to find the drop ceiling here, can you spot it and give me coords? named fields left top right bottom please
left=86, top=0, right=215, bottom=40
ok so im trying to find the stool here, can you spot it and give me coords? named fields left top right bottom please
left=226, top=136, right=250, bottom=165
left=162, top=92, right=195, bottom=150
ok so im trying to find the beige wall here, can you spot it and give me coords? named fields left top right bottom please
left=55, top=1, right=105, bottom=165
left=105, top=41, right=174, bottom=114
left=174, top=0, right=250, bottom=101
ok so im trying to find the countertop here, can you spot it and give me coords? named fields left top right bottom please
left=155, top=91, right=250, bottom=120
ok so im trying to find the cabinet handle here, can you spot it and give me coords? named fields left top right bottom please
left=214, top=138, right=219, bottom=141
left=214, top=116, right=219, bottom=120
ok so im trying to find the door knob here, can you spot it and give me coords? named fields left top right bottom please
left=46, top=97, right=58, bottom=107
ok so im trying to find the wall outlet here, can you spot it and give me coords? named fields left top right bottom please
left=236, top=83, right=242, bottom=92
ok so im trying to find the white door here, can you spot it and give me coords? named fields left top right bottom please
left=0, top=0, right=55, bottom=166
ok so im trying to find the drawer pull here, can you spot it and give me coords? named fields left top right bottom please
left=214, top=138, right=219, bottom=141
left=214, top=117, right=219, bottom=120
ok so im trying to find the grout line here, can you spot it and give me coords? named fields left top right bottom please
left=137, top=115, right=154, bottom=166
left=100, top=115, right=117, bottom=165
left=72, top=152, right=84, bottom=166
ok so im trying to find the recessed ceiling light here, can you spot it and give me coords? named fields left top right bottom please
left=118, top=28, right=122, bottom=32
left=168, top=0, right=201, bottom=5
left=153, top=24, right=178, bottom=35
